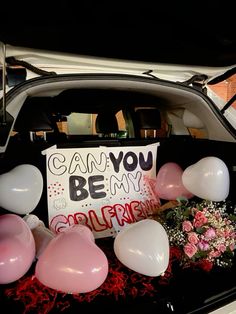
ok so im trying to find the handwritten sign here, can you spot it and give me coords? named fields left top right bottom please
left=46, top=143, right=160, bottom=238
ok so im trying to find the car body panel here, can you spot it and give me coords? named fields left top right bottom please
left=2, top=44, right=236, bottom=83
left=1, top=45, right=235, bottom=128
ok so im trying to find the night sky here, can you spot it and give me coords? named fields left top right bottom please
left=0, top=1, right=235, bottom=66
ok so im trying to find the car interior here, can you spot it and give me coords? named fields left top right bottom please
left=2, top=80, right=236, bottom=220
left=1, top=76, right=236, bottom=313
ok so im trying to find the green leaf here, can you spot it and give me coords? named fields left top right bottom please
left=194, top=251, right=208, bottom=258
left=223, top=250, right=234, bottom=258
left=166, top=210, right=175, bottom=219
left=183, top=208, right=191, bottom=217
left=196, top=204, right=204, bottom=211
left=196, top=227, right=207, bottom=234
left=229, top=214, right=236, bottom=221
left=176, top=196, right=188, bottom=204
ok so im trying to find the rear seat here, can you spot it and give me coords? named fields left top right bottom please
left=2, top=96, right=236, bottom=221
left=95, top=111, right=119, bottom=138
left=13, top=97, right=67, bottom=144
left=135, top=107, right=162, bottom=138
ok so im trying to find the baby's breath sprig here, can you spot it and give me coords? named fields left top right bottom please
left=159, top=199, right=236, bottom=270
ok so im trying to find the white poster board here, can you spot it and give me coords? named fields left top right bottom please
left=46, top=143, right=160, bottom=238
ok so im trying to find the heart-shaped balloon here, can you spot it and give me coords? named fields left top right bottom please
left=35, top=224, right=108, bottom=293
left=0, top=164, right=43, bottom=214
left=0, top=214, right=35, bottom=284
left=114, top=219, right=169, bottom=276
left=155, top=162, right=193, bottom=200
left=182, top=156, right=230, bottom=201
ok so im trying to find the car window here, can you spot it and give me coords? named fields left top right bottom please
left=10, top=94, right=209, bottom=144
left=56, top=110, right=127, bottom=136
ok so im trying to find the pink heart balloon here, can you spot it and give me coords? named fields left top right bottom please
left=155, top=162, right=193, bottom=200
left=0, top=214, right=36, bottom=284
left=35, top=224, right=108, bottom=293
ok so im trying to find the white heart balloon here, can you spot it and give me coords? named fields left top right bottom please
left=0, top=164, right=43, bottom=214
left=114, top=219, right=169, bottom=277
left=182, top=156, right=229, bottom=201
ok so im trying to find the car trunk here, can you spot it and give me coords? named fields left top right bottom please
left=0, top=72, right=236, bottom=313
left=1, top=0, right=236, bottom=309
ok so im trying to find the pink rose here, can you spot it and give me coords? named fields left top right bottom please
left=204, top=228, right=216, bottom=240
left=230, top=231, right=236, bottom=239
left=198, top=240, right=210, bottom=251
left=193, top=211, right=208, bottom=228
left=184, top=243, right=198, bottom=258
left=223, top=228, right=233, bottom=238
left=187, top=232, right=199, bottom=245
left=182, top=221, right=193, bottom=232
left=230, top=244, right=235, bottom=251
left=209, top=250, right=221, bottom=258
left=217, top=244, right=226, bottom=253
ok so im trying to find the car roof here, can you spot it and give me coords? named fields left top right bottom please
left=0, top=1, right=235, bottom=67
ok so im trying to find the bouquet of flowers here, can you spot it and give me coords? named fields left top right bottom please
left=159, top=199, right=236, bottom=271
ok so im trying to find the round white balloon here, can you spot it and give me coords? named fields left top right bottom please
left=0, top=164, right=43, bottom=214
left=182, top=156, right=229, bottom=201
left=114, top=219, right=169, bottom=277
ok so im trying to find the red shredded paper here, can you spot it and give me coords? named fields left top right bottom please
left=4, top=244, right=179, bottom=314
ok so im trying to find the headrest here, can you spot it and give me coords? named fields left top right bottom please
left=135, top=108, right=161, bottom=129
left=14, top=97, right=54, bottom=133
left=95, top=112, right=119, bottom=134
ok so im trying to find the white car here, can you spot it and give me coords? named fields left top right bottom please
left=0, top=7, right=236, bottom=312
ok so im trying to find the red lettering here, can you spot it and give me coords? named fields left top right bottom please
left=129, top=200, right=146, bottom=221
left=88, top=209, right=109, bottom=232
left=147, top=199, right=160, bottom=214
left=50, top=214, right=70, bottom=233
left=68, top=214, right=76, bottom=225
left=141, top=199, right=159, bottom=217
left=74, top=212, right=92, bottom=231
left=101, top=205, right=115, bottom=229
left=49, top=198, right=158, bottom=237
left=113, top=203, right=133, bottom=226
